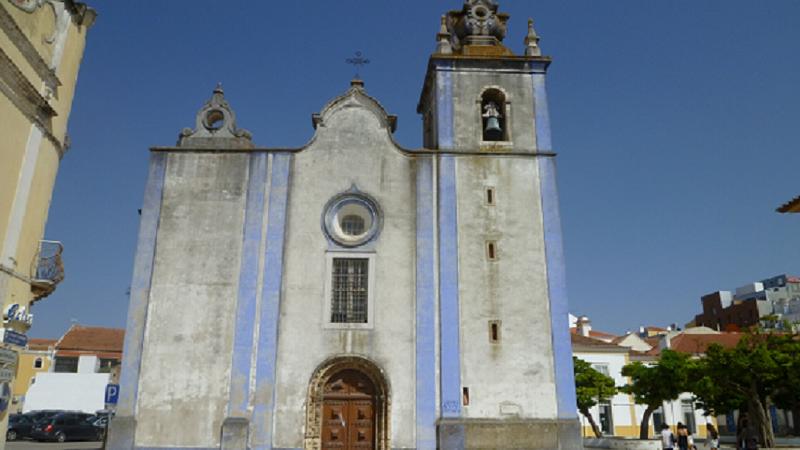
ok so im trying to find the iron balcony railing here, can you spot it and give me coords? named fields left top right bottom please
left=30, top=240, right=64, bottom=301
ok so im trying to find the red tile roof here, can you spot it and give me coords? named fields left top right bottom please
left=668, top=333, right=743, bottom=355
left=571, top=334, right=629, bottom=352
left=569, top=328, right=617, bottom=340
left=55, top=326, right=124, bottom=358
left=27, top=338, right=56, bottom=351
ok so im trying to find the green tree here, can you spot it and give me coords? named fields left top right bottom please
left=620, top=350, right=692, bottom=439
left=689, top=334, right=800, bottom=448
left=574, top=357, right=617, bottom=438
left=769, top=334, right=800, bottom=435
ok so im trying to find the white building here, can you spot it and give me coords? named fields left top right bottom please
left=23, top=326, right=123, bottom=414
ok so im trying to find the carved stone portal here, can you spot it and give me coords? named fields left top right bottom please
left=304, top=355, right=391, bottom=450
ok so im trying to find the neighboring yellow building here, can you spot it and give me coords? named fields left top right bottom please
left=10, top=338, right=54, bottom=414
left=0, top=0, right=95, bottom=446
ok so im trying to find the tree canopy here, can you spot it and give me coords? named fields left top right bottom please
left=620, top=350, right=692, bottom=439
left=691, top=333, right=800, bottom=448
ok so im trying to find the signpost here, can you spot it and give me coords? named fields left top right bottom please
left=105, top=384, right=119, bottom=405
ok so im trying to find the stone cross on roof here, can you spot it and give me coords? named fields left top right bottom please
left=346, top=51, right=370, bottom=79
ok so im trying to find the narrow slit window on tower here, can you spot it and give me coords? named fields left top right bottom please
left=481, top=89, right=508, bottom=142
left=486, top=187, right=495, bottom=205
left=463, top=387, right=470, bottom=406
left=486, top=241, right=497, bottom=261
left=489, top=320, right=502, bottom=343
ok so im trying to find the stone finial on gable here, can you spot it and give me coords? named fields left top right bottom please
left=178, top=84, right=253, bottom=148
left=524, top=18, right=541, bottom=56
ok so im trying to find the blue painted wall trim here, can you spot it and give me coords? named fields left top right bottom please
left=228, top=153, right=268, bottom=416
left=415, top=157, right=437, bottom=449
left=438, top=155, right=462, bottom=418
left=251, top=153, right=292, bottom=450
left=435, top=65, right=462, bottom=420
left=111, top=152, right=167, bottom=449
left=534, top=73, right=578, bottom=420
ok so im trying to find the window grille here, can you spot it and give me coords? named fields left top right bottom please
left=331, top=258, right=369, bottom=323
left=340, top=215, right=366, bottom=236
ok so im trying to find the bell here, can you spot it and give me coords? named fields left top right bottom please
left=484, top=116, right=503, bottom=139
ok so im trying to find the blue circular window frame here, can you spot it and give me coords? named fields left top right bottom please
left=322, top=190, right=383, bottom=248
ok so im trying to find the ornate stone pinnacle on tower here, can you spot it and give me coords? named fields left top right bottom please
left=436, top=15, right=453, bottom=55
left=525, top=18, right=541, bottom=56
left=178, top=85, right=253, bottom=147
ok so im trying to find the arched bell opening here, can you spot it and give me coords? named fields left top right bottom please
left=480, top=88, right=509, bottom=142
left=304, top=356, right=391, bottom=450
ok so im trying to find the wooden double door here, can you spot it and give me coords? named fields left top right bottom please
left=321, top=369, right=376, bottom=450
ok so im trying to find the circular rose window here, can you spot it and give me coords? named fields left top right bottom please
left=323, top=192, right=382, bottom=247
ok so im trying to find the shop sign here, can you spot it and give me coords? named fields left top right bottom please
left=3, top=330, right=27, bottom=347
left=3, top=304, right=33, bottom=326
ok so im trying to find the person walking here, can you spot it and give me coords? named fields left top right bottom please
left=676, top=422, right=689, bottom=450
left=661, top=423, right=676, bottom=450
left=706, top=423, right=719, bottom=450
left=737, top=417, right=759, bottom=450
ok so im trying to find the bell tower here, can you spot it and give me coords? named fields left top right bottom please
left=417, top=1, right=582, bottom=448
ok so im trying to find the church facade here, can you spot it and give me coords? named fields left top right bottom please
left=108, top=1, right=580, bottom=449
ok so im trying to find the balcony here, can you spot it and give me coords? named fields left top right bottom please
left=30, top=240, right=64, bottom=302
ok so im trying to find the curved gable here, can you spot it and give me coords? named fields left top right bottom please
left=312, top=81, right=398, bottom=134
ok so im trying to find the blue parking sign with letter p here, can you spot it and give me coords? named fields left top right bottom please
left=105, top=384, right=120, bottom=404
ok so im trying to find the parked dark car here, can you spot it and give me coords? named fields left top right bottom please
left=7, top=414, right=34, bottom=441
left=30, top=412, right=102, bottom=442
left=23, top=410, right=62, bottom=424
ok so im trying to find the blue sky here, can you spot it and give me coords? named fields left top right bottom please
left=32, top=1, right=800, bottom=338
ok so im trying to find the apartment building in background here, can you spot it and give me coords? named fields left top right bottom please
left=694, top=275, right=800, bottom=331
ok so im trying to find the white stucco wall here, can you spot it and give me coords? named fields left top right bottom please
left=457, top=156, right=557, bottom=419
left=135, top=153, right=248, bottom=448
left=274, top=96, right=416, bottom=448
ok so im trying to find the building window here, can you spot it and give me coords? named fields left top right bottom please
left=340, top=215, right=366, bottom=236
left=328, top=257, right=373, bottom=325
left=486, top=187, right=496, bottom=205
left=323, top=189, right=382, bottom=248
left=486, top=241, right=497, bottom=261
left=592, top=363, right=611, bottom=377
left=489, top=320, right=501, bottom=343
left=99, top=358, right=120, bottom=374
left=652, top=407, right=665, bottom=431
left=33, top=357, right=43, bottom=369
left=598, top=402, right=614, bottom=435
left=681, top=399, right=696, bottom=434
left=54, top=357, right=78, bottom=373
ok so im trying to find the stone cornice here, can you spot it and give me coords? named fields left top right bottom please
left=0, top=3, right=61, bottom=91
left=0, top=46, right=64, bottom=157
